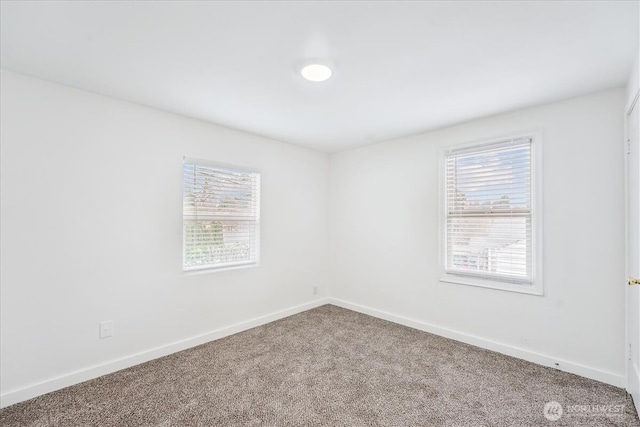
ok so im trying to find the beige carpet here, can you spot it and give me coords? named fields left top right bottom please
left=1, top=304, right=638, bottom=426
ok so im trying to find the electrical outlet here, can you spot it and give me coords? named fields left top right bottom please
left=99, top=320, right=113, bottom=339
left=313, top=285, right=318, bottom=295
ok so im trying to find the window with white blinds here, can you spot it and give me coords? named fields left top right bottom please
left=444, top=137, right=536, bottom=287
left=183, top=159, right=260, bottom=271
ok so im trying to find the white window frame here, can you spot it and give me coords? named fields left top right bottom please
left=439, top=131, right=543, bottom=295
left=182, top=157, right=260, bottom=273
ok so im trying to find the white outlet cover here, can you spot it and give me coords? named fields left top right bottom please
left=99, top=320, right=113, bottom=339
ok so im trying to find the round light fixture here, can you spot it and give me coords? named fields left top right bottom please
left=300, top=63, right=332, bottom=82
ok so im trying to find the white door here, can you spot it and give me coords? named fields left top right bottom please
left=627, top=92, right=640, bottom=414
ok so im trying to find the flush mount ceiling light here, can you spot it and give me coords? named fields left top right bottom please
left=300, top=63, right=332, bottom=82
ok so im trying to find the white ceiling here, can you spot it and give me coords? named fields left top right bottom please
left=1, top=1, right=638, bottom=153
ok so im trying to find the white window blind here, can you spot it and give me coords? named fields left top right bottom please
left=445, top=138, right=532, bottom=284
left=183, top=159, right=260, bottom=271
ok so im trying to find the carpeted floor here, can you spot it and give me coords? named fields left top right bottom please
left=1, top=305, right=638, bottom=426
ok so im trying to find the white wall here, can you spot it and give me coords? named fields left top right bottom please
left=0, top=70, right=330, bottom=403
left=330, top=88, right=627, bottom=384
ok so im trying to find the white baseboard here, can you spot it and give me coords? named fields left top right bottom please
left=1, top=297, right=626, bottom=409
left=328, top=298, right=625, bottom=388
left=0, top=298, right=330, bottom=409
left=630, top=362, right=640, bottom=415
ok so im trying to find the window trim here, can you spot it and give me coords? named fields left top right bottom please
left=182, top=156, right=261, bottom=274
left=438, top=131, right=544, bottom=295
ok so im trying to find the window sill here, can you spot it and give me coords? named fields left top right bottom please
left=440, top=273, right=543, bottom=296
left=183, top=262, right=260, bottom=276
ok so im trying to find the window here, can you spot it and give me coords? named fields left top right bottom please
left=441, top=133, right=542, bottom=294
left=183, top=158, right=260, bottom=271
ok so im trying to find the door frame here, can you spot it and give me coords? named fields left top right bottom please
left=625, top=88, right=640, bottom=415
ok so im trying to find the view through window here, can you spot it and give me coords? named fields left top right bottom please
left=183, top=159, right=260, bottom=271
left=444, top=138, right=533, bottom=284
